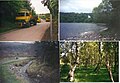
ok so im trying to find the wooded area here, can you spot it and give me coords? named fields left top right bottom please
left=60, top=42, right=119, bottom=82
left=0, top=0, right=35, bottom=25
left=92, top=0, right=120, bottom=26
left=60, top=13, right=93, bottom=23
left=92, top=0, right=120, bottom=39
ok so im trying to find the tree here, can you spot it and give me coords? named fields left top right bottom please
left=60, top=42, right=83, bottom=81
left=103, top=42, right=119, bottom=82
left=41, top=0, right=58, bottom=18
left=92, top=0, right=112, bottom=23
left=60, top=42, right=119, bottom=82
left=60, top=12, right=93, bottom=23
left=110, top=0, right=120, bottom=27
left=41, top=0, right=58, bottom=40
left=94, top=42, right=103, bottom=72
left=0, top=0, right=34, bottom=25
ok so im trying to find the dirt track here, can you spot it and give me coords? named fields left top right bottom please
left=0, top=22, right=50, bottom=41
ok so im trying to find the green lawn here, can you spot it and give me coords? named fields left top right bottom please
left=0, top=64, right=21, bottom=83
left=0, top=58, right=31, bottom=83
left=60, top=64, right=112, bottom=82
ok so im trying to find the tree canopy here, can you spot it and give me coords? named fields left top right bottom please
left=92, top=0, right=120, bottom=27
left=0, top=0, right=35, bottom=25
left=41, top=0, right=58, bottom=18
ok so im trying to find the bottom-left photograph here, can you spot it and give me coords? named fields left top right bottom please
left=0, top=41, right=59, bottom=83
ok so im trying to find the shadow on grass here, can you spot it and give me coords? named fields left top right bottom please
left=60, top=64, right=70, bottom=82
left=60, top=64, right=112, bottom=82
left=75, top=67, right=111, bottom=82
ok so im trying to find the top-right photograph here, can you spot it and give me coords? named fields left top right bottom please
left=60, top=0, right=120, bottom=41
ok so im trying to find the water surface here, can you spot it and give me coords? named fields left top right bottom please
left=60, top=23, right=108, bottom=40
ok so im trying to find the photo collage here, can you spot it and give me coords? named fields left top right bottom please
left=0, top=0, right=119, bottom=83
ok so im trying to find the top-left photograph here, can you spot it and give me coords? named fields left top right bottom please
left=0, top=0, right=58, bottom=41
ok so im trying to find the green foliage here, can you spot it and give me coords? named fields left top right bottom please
left=60, top=12, right=93, bottom=23
left=92, top=0, right=120, bottom=28
left=0, top=22, right=17, bottom=33
left=49, top=0, right=58, bottom=17
left=92, top=0, right=112, bottom=23
left=110, top=0, right=120, bottom=26
left=41, top=0, right=58, bottom=40
left=41, top=0, right=58, bottom=18
left=60, top=42, right=119, bottom=82
left=0, top=0, right=36, bottom=33
left=0, top=1, right=33, bottom=22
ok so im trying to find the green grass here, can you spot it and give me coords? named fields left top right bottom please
left=0, top=58, right=32, bottom=83
left=60, top=64, right=112, bottom=82
left=0, top=64, right=21, bottom=83
left=60, top=64, right=70, bottom=82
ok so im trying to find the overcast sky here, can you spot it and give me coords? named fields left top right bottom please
left=30, top=0, right=50, bottom=14
left=60, top=0, right=102, bottom=13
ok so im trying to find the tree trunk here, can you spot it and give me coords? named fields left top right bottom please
left=68, top=64, right=77, bottom=82
left=106, top=61, right=114, bottom=82
left=94, top=42, right=102, bottom=72
left=67, top=42, right=79, bottom=82
left=113, top=43, right=119, bottom=82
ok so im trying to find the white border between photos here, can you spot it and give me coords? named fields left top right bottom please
left=58, top=0, right=60, bottom=41
left=118, top=41, right=120, bottom=82
left=60, top=82, right=119, bottom=83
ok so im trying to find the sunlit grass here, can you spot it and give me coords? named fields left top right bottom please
left=60, top=64, right=112, bottom=82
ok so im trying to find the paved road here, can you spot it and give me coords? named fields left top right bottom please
left=0, top=21, right=50, bottom=41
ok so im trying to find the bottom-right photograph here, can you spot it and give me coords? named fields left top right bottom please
left=60, top=41, right=119, bottom=82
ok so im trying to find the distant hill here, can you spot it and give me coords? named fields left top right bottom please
left=60, top=12, right=93, bottom=23
left=0, top=42, right=58, bottom=57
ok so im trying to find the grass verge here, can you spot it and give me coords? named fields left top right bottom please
left=0, top=57, right=32, bottom=83
left=0, top=21, right=17, bottom=33
left=0, top=64, right=21, bottom=83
